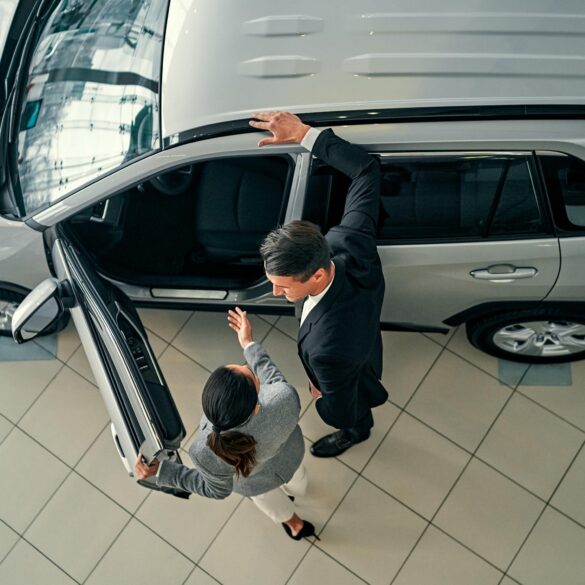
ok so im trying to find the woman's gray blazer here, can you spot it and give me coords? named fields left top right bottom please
left=157, top=342, right=305, bottom=498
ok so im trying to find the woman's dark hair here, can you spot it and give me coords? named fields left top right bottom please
left=260, top=220, right=331, bottom=282
left=203, top=366, right=258, bottom=478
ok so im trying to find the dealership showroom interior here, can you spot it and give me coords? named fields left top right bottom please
left=2, top=1, right=585, bottom=584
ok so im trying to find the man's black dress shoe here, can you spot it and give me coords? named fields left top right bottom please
left=310, top=430, right=370, bottom=458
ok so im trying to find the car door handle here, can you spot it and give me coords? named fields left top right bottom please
left=470, top=265, right=538, bottom=281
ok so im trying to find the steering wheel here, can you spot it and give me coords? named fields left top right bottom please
left=149, top=166, right=195, bottom=196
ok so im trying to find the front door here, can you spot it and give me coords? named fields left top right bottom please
left=15, top=226, right=189, bottom=497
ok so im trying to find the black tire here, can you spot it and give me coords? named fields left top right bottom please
left=0, top=284, right=70, bottom=338
left=466, top=309, right=585, bottom=364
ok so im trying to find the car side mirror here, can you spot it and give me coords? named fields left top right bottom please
left=12, top=278, right=69, bottom=343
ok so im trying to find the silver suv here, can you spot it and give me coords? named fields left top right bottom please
left=2, top=0, right=585, bottom=491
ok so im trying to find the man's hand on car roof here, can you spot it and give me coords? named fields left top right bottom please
left=250, top=111, right=310, bottom=147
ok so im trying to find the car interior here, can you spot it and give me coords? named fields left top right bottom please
left=66, top=155, right=294, bottom=290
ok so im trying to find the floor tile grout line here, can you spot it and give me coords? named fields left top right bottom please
left=4, top=315, right=287, bottom=581
left=151, top=310, right=195, bottom=347
left=72, top=466, right=150, bottom=518
left=286, top=540, right=373, bottom=585
left=548, top=498, right=585, bottom=532
left=299, top=343, right=449, bottom=571
left=357, top=440, right=585, bottom=550
left=441, top=345, right=528, bottom=392
left=430, top=523, right=512, bottom=577
left=386, top=454, right=486, bottom=585
left=17, top=420, right=112, bottom=538
left=0, top=425, right=126, bottom=577
left=0, top=531, right=83, bottom=584
left=388, top=407, right=476, bottom=457
left=352, top=472, right=508, bottom=581
left=180, top=563, right=224, bottom=585
left=0, top=519, right=19, bottom=567
left=8, top=349, right=574, bottom=581
left=514, top=385, right=585, bottom=434
left=114, top=408, right=585, bottom=585
left=351, top=342, right=449, bottom=481
left=311, top=471, right=361, bottom=539
left=80, top=515, right=134, bottom=585
left=498, top=569, right=525, bottom=585
left=0, top=420, right=18, bottom=449
left=272, top=319, right=298, bottom=344
left=131, top=514, right=201, bottom=569
left=283, top=544, right=315, bottom=585
left=389, top=360, right=563, bottom=582
left=166, top=343, right=215, bottom=375
left=63, top=360, right=99, bottom=389
left=421, top=330, right=454, bottom=348
left=30, top=332, right=81, bottom=365
left=195, top=496, right=246, bottom=565
left=498, top=438, right=585, bottom=581
left=164, top=314, right=279, bottom=378
left=75, top=484, right=204, bottom=581
left=396, top=381, right=580, bottom=510
left=8, top=317, right=583, bottom=582
left=12, top=361, right=68, bottom=427
left=392, top=344, right=448, bottom=413
left=388, top=369, right=526, bottom=585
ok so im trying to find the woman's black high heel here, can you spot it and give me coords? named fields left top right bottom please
left=282, top=521, right=320, bottom=541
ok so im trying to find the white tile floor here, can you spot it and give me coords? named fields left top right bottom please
left=1, top=309, right=584, bottom=585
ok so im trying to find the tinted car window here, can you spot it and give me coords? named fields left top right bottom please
left=377, top=154, right=543, bottom=240
left=16, top=0, right=169, bottom=215
left=539, top=153, right=585, bottom=229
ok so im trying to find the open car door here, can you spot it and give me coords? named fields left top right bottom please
left=12, top=227, right=189, bottom=498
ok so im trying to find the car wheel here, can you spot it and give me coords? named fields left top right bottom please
left=0, top=285, right=70, bottom=338
left=466, top=309, right=585, bottom=364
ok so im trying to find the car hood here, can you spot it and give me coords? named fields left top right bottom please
left=161, top=0, right=585, bottom=141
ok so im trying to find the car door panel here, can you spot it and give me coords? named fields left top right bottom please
left=374, top=151, right=561, bottom=328
left=51, top=234, right=189, bottom=496
left=546, top=237, right=585, bottom=301
left=378, top=238, right=560, bottom=328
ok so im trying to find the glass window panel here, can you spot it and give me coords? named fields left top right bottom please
left=540, top=153, right=585, bottom=228
left=16, top=0, right=169, bottom=215
left=377, top=154, right=542, bottom=240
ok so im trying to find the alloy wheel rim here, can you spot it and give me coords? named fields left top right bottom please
left=493, top=320, right=585, bottom=357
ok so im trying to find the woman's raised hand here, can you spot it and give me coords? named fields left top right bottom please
left=227, top=307, right=254, bottom=348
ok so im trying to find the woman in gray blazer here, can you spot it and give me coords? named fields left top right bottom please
left=135, top=308, right=316, bottom=541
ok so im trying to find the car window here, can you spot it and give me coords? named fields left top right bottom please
left=65, top=155, right=293, bottom=291
left=15, top=0, right=169, bottom=216
left=539, top=153, right=585, bottom=230
left=377, top=154, right=544, bottom=241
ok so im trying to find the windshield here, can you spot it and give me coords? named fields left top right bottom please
left=15, top=0, right=168, bottom=215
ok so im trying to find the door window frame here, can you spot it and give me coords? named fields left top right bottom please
left=535, top=150, right=585, bottom=237
left=26, top=137, right=306, bottom=229
left=371, top=150, right=553, bottom=246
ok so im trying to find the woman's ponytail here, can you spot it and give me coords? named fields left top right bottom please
left=207, top=430, right=256, bottom=477
left=202, top=366, right=259, bottom=477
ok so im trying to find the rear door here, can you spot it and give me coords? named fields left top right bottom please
left=49, top=227, right=189, bottom=496
left=374, top=152, right=560, bottom=329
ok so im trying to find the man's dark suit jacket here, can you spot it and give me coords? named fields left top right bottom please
left=298, top=129, right=388, bottom=431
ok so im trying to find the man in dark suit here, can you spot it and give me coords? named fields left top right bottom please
left=250, top=111, right=388, bottom=457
